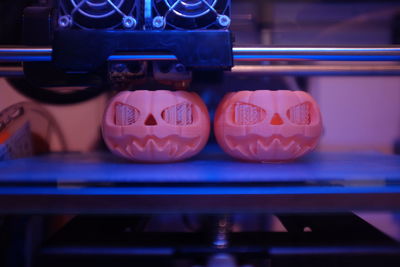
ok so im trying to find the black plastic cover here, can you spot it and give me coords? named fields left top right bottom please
left=52, top=29, right=233, bottom=72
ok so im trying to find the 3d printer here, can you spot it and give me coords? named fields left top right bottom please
left=1, top=0, right=400, bottom=267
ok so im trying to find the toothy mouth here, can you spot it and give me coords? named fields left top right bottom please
left=111, top=135, right=202, bottom=161
left=224, top=134, right=316, bottom=161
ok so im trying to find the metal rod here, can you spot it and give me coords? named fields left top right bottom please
left=2, top=64, right=400, bottom=77
left=230, top=64, right=400, bottom=76
left=0, top=47, right=52, bottom=62
left=0, top=66, right=24, bottom=77
left=234, top=46, right=400, bottom=54
left=1, top=46, right=400, bottom=62
left=233, top=46, right=400, bottom=61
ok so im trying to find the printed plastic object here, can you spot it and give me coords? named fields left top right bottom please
left=102, top=90, right=210, bottom=162
left=214, top=90, right=323, bottom=162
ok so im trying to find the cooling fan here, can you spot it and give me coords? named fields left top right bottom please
left=58, top=0, right=140, bottom=29
left=151, top=0, right=230, bottom=30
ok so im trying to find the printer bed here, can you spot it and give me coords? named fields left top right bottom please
left=0, top=145, right=400, bottom=214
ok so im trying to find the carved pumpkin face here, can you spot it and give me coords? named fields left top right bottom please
left=102, top=90, right=210, bottom=162
left=214, top=90, right=323, bottom=162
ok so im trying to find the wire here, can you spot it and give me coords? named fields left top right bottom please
left=6, top=78, right=107, bottom=105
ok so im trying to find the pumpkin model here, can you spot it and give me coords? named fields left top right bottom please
left=214, top=90, right=323, bottom=162
left=102, top=90, right=210, bottom=162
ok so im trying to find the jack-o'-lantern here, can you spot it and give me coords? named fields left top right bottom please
left=102, top=90, right=210, bottom=162
left=214, top=90, right=323, bottom=162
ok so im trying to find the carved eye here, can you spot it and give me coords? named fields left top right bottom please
left=114, top=102, right=140, bottom=126
left=287, top=102, right=311, bottom=125
left=162, top=102, right=193, bottom=126
left=233, top=102, right=266, bottom=125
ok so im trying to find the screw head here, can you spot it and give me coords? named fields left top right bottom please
left=122, top=16, right=137, bottom=29
left=217, top=15, right=231, bottom=28
left=152, top=16, right=165, bottom=29
left=112, top=63, right=128, bottom=73
left=58, top=15, right=72, bottom=28
left=175, top=64, right=186, bottom=72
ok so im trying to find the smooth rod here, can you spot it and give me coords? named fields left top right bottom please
left=2, top=64, right=400, bottom=77
left=1, top=46, right=400, bottom=62
left=230, top=64, right=400, bottom=76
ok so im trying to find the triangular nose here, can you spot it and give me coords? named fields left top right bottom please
left=270, top=113, right=283, bottom=125
left=145, top=114, right=157, bottom=126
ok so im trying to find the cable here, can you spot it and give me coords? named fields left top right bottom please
left=6, top=78, right=107, bottom=105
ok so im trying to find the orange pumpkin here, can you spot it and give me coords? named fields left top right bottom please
left=214, top=90, right=323, bottom=162
left=102, top=90, right=210, bottom=162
